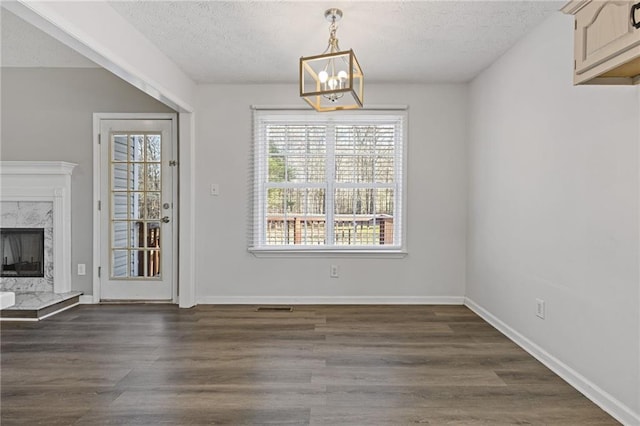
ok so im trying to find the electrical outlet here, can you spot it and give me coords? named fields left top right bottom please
left=330, top=264, right=339, bottom=278
left=536, top=298, right=545, bottom=319
left=77, top=264, right=86, bottom=276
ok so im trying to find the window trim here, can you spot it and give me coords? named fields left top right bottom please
left=250, top=108, right=408, bottom=256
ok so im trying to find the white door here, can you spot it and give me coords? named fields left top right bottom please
left=99, top=119, right=175, bottom=301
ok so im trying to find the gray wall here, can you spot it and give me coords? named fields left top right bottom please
left=194, top=83, right=468, bottom=302
left=468, top=13, right=639, bottom=417
left=1, top=68, right=174, bottom=294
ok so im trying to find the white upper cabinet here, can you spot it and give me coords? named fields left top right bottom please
left=562, top=0, right=640, bottom=84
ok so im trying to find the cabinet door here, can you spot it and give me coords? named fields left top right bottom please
left=575, top=1, right=640, bottom=75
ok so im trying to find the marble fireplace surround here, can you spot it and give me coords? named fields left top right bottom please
left=0, top=161, right=77, bottom=293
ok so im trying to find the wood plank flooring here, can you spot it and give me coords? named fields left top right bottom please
left=0, top=304, right=619, bottom=425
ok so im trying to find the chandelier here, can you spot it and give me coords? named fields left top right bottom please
left=299, top=8, right=364, bottom=112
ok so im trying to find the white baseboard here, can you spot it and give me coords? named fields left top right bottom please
left=464, top=297, right=640, bottom=426
left=79, top=295, right=95, bottom=304
left=196, top=296, right=465, bottom=305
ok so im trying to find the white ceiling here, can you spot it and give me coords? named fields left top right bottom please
left=2, top=1, right=564, bottom=84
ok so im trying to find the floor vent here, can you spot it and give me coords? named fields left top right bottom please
left=256, top=306, right=294, bottom=312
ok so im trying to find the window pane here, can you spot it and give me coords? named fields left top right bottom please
left=131, top=221, right=143, bottom=248
left=112, top=250, right=128, bottom=277
left=286, top=126, right=307, bottom=154
left=335, top=188, right=354, bottom=216
left=147, top=223, right=161, bottom=250
left=286, top=156, right=306, bottom=183
left=265, top=188, right=326, bottom=245
left=376, top=188, right=395, bottom=216
left=266, top=216, right=287, bottom=245
left=307, top=127, right=326, bottom=154
left=268, top=155, right=286, bottom=182
left=306, top=188, right=326, bottom=215
left=338, top=155, right=375, bottom=183
left=130, top=193, right=145, bottom=220
left=112, top=193, right=128, bottom=219
left=267, top=127, right=287, bottom=154
left=334, top=188, right=395, bottom=245
left=112, top=163, right=128, bottom=191
left=267, top=188, right=285, bottom=215
left=285, top=188, right=304, bottom=215
left=375, top=156, right=395, bottom=183
left=146, top=164, right=161, bottom=191
left=146, top=192, right=161, bottom=220
left=269, top=154, right=325, bottom=183
left=132, top=135, right=145, bottom=161
left=132, top=163, right=145, bottom=191
left=255, top=114, right=403, bottom=249
left=112, top=221, right=128, bottom=248
left=146, top=135, right=161, bottom=162
left=112, top=135, right=128, bottom=162
left=307, top=156, right=325, bottom=182
left=130, top=250, right=145, bottom=277
left=149, top=249, right=161, bottom=277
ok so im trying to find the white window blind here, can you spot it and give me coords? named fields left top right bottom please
left=250, top=110, right=406, bottom=253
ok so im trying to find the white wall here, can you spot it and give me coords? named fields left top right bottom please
left=1, top=68, right=174, bottom=295
left=468, top=12, right=640, bottom=422
left=194, top=84, right=467, bottom=303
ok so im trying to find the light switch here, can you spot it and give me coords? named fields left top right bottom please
left=77, top=264, right=86, bottom=276
left=210, top=184, right=220, bottom=196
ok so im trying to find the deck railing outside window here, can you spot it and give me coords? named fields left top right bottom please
left=266, top=215, right=393, bottom=246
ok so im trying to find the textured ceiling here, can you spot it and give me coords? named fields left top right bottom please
left=2, top=1, right=564, bottom=84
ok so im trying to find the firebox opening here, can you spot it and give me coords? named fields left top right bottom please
left=0, top=228, right=45, bottom=278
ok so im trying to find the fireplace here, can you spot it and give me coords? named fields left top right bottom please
left=0, top=161, right=76, bottom=293
left=1, top=228, right=45, bottom=278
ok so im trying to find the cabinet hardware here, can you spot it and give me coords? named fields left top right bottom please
left=632, top=3, right=640, bottom=29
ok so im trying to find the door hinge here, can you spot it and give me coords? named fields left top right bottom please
left=98, top=134, right=101, bottom=144
left=169, top=160, right=177, bottom=167
left=574, top=20, right=577, bottom=30
left=574, top=60, right=576, bottom=70
left=98, top=266, right=101, bottom=277
left=98, top=200, right=102, bottom=211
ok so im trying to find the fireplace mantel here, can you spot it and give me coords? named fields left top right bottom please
left=0, top=161, right=77, bottom=293
left=0, top=161, right=77, bottom=176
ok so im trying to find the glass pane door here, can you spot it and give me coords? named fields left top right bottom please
left=110, top=133, right=162, bottom=279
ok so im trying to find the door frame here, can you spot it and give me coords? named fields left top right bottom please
left=92, top=113, right=178, bottom=303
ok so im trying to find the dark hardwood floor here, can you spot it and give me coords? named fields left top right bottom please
left=1, top=304, right=618, bottom=425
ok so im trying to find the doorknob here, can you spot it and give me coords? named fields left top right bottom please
left=632, top=3, right=640, bottom=29
left=162, top=216, right=170, bottom=223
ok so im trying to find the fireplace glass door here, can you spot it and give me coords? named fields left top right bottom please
left=0, top=228, right=45, bottom=277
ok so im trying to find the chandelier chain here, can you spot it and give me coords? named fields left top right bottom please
left=325, top=19, right=340, bottom=53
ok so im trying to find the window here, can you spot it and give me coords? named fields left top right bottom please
left=250, top=110, right=406, bottom=253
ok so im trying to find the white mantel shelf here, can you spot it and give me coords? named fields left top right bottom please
left=0, top=161, right=77, bottom=175
left=0, top=161, right=77, bottom=294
